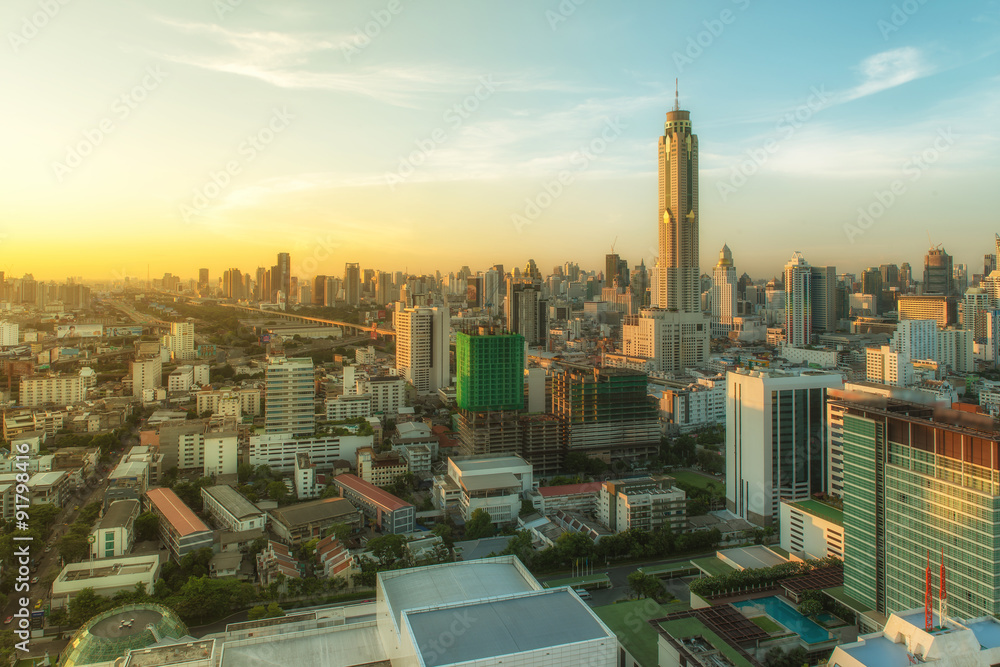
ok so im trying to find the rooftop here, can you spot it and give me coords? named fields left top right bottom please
left=124, top=639, right=214, bottom=667
left=655, top=616, right=755, bottom=667
left=536, top=481, right=602, bottom=497
left=405, top=589, right=613, bottom=666
left=452, top=455, right=531, bottom=472
left=594, top=599, right=676, bottom=667
left=787, top=498, right=843, bottom=526
left=718, top=546, right=787, bottom=571
left=333, top=474, right=411, bottom=511
left=380, top=557, right=538, bottom=630
left=269, top=497, right=359, bottom=527
left=218, top=623, right=385, bottom=667
left=145, top=487, right=211, bottom=537
left=460, top=471, right=521, bottom=492
left=202, top=484, right=264, bottom=520
left=98, top=499, right=140, bottom=530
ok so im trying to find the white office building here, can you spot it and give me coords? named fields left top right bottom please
left=394, top=305, right=450, bottom=395
left=248, top=433, right=373, bottom=474
left=433, top=455, right=533, bottom=524
left=162, top=321, right=195, bottom=361
left=131, top=355, right=162, bottom=399
left=19, top=374, right=85, bottom=407
left=0, top=321, right=19, bottom=347
left=726, top=368, right=844, bottom=527
left=711, top=244, right=737, bottom=338
left=784, top=251, right=812, bottom=346
left=264, top=356, right=315, bottom=435
left=866, top=345, right=915, bottom=387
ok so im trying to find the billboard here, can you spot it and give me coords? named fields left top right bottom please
left=56, top=324, right=102, bottom=339
left=107, top=326, right=143, bottom=337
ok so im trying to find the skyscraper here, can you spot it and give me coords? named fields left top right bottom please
left=198, top=268, right=209, bottom=295
left=839, top=397, right=1000, bottom=619
left=620, top=94, right=709, bottom=372
left=605, top=253, right=620, bottom=291
left=924, top=247, right=954, bottom=295
left=810, top=265, right=837, bottom=333
left=710, top=244, right=737, bottom=338
left=658, top=93, right=699, bottom=312
left=784, top=252, right=812, bottom=346
left=344, top=263, right=361, bottom=306
left=505, top=281, right=547, bottom=347
left=276, top=252, right=291, bottom=307
left=312, top=275, right=327, bottom=306
left=726, top=368, right=843, bottom=527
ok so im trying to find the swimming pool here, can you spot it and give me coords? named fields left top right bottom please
left=732, top=596, right=832, bottom=644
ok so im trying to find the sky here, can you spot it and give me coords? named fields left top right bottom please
left=1, top=0, right=998, bottom=283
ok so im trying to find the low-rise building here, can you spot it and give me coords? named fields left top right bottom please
left=433, top=455, right=533, bottom=525
left=19, top=373, right=86, bottom=407
left=201, top=485, right=266, bottom=533
left=528, top=481, right=602, bottom=515
left=325, top=393, right=372, bottom=420
left=90, top=499, right=140, bottom=559
left=51, top=553, right=162, bottom=609
left=144, top=487, right=214, bottom=560
left=316, top=534, right=355, bottom=579
left=597, top=476, right=686, bottom=534
left=293, top=452, right=323, bottom=500
left=268, top=497, right=362, bottom=547
left=333, top=473, right=415, bottom=534
left=248, top=433, right=372, bottom=474
left=109, top=460, right=150, bottom=495
left=256, top=540, right=300, bottom=591
left=356, top=447, right=407, bottom=487
left=778, top=498, right=843, bottom=560
left=358, top=375, right=405, bottom=415
left=28, top=470, right=69, bottom=505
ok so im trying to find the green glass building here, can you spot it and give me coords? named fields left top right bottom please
left=839, top=397, right=1000, bottom=620
left=455, top=331, right=524, bottom=411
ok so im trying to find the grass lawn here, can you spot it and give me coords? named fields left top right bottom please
left=749, top=615, right=784, bottom=633
left=593, top=600, right=673, bottom=667
left=670, top=471, right=723, bottom=492
left=691, top=557, right=736, bottom=577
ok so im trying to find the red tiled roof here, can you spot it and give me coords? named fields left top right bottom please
left=333, top=473, right=412, bottom=512
left=145, top=487, right=211, bottom=536
left=537, top=482, right=603, bottom=498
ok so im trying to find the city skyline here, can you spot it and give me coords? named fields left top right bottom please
left=2, top=1, right=997, bottom=280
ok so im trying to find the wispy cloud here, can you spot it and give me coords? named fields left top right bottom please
left=839, top=46, right=932, bottom=102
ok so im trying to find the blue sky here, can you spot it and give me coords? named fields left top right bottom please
left=1, top=0, right=997, bottom=281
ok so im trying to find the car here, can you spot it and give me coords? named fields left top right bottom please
left=3, top=616, right=12, bottom=625
left=30, top=577, right=39, bottom=585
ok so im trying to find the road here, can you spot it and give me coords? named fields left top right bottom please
left=2, top=442, right=126, bottom=625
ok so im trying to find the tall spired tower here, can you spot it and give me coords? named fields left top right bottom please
left=658, top=85, right=700, bottom=312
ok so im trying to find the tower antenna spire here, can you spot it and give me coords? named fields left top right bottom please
left=674, top=78, right=679, bottom=112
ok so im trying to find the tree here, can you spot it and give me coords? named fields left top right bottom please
left=267, top=481, right=289, bottom=503
left=68, top=588, right=112, bottom=627
left=59, top=534, right=90, bottom=563
left=627, top=571, right=665, bottom=600
left=247, top=605, right=267, bottom=621
left=324, top=522, right=352, bottom=541
left=237, top=462, right=255, bottom=484
left=265, top=602, right=284, bottom=618
left=464, top=508, right=495, bottom=540
left=368, top=533, right=407, bottom=568
left=432, top=523, right=454, bottom=547
left=797, top=599, right=823, bottom=617
left=134, top=512, right=160, bottom=542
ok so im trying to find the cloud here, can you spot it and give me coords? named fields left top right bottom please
left=839, top=46, right=932, bottom=102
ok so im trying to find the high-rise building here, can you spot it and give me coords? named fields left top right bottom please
left=198, top=268, right=209, bottom=295
left=783, top=252, right=812, bottom=346
left=898, top=295, right=957, bottom=327
left=899, top=262, right=912, bottom=291
left=890, top=318, right=938, bottom=360
left=710, top=244, right=737, bottom=338
left=264, top=356, right=315, bottom=435
left=276, top=253, right=291, bottom=308
left=658, top=95, right=699, bottom=313
left=456, top=331, right=524, bottom=412
left=131, top=355, right=162, bottom=398
left=344, top=263, right=361, bottom=306
left=163, top=322, right=195, bottom=361
left=924, top=247, right=954, bottom=295
left=394, top=305, right=450, bottom=395
left=312, top=275, right=327, bottom=306
left=879, top=263, right=900, bottom=289
left=0, top=322, right=18, bottom=347
left=552, top=367, right=659, bottom=462
left=482, top=268, right=501, bottom=316
left=810, top=265, right=837, bottom=333
left=605, top=253, right=620, bottom=291
left=375, top=271, right=392, bottom=305
left=726, top=368, right=843, bottom=527
left=839, top=398, right=1000, bottom=619
left=985, top=254, right=997, bottom=277
left=505, top=281, right=547, bottom=347
left=963, top=287, right=990, bottom=340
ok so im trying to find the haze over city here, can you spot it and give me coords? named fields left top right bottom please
left=2, top=0, right=998, bottom=279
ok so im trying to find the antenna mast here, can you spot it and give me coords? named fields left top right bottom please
left=674, top=79, right=679, bottom=112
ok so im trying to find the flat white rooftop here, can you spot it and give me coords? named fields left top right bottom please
left=218, top=622, right=385, bottom=667
left=405, top=588, right=612, bottom=666
left=381, top=558, right=538, bottom=629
